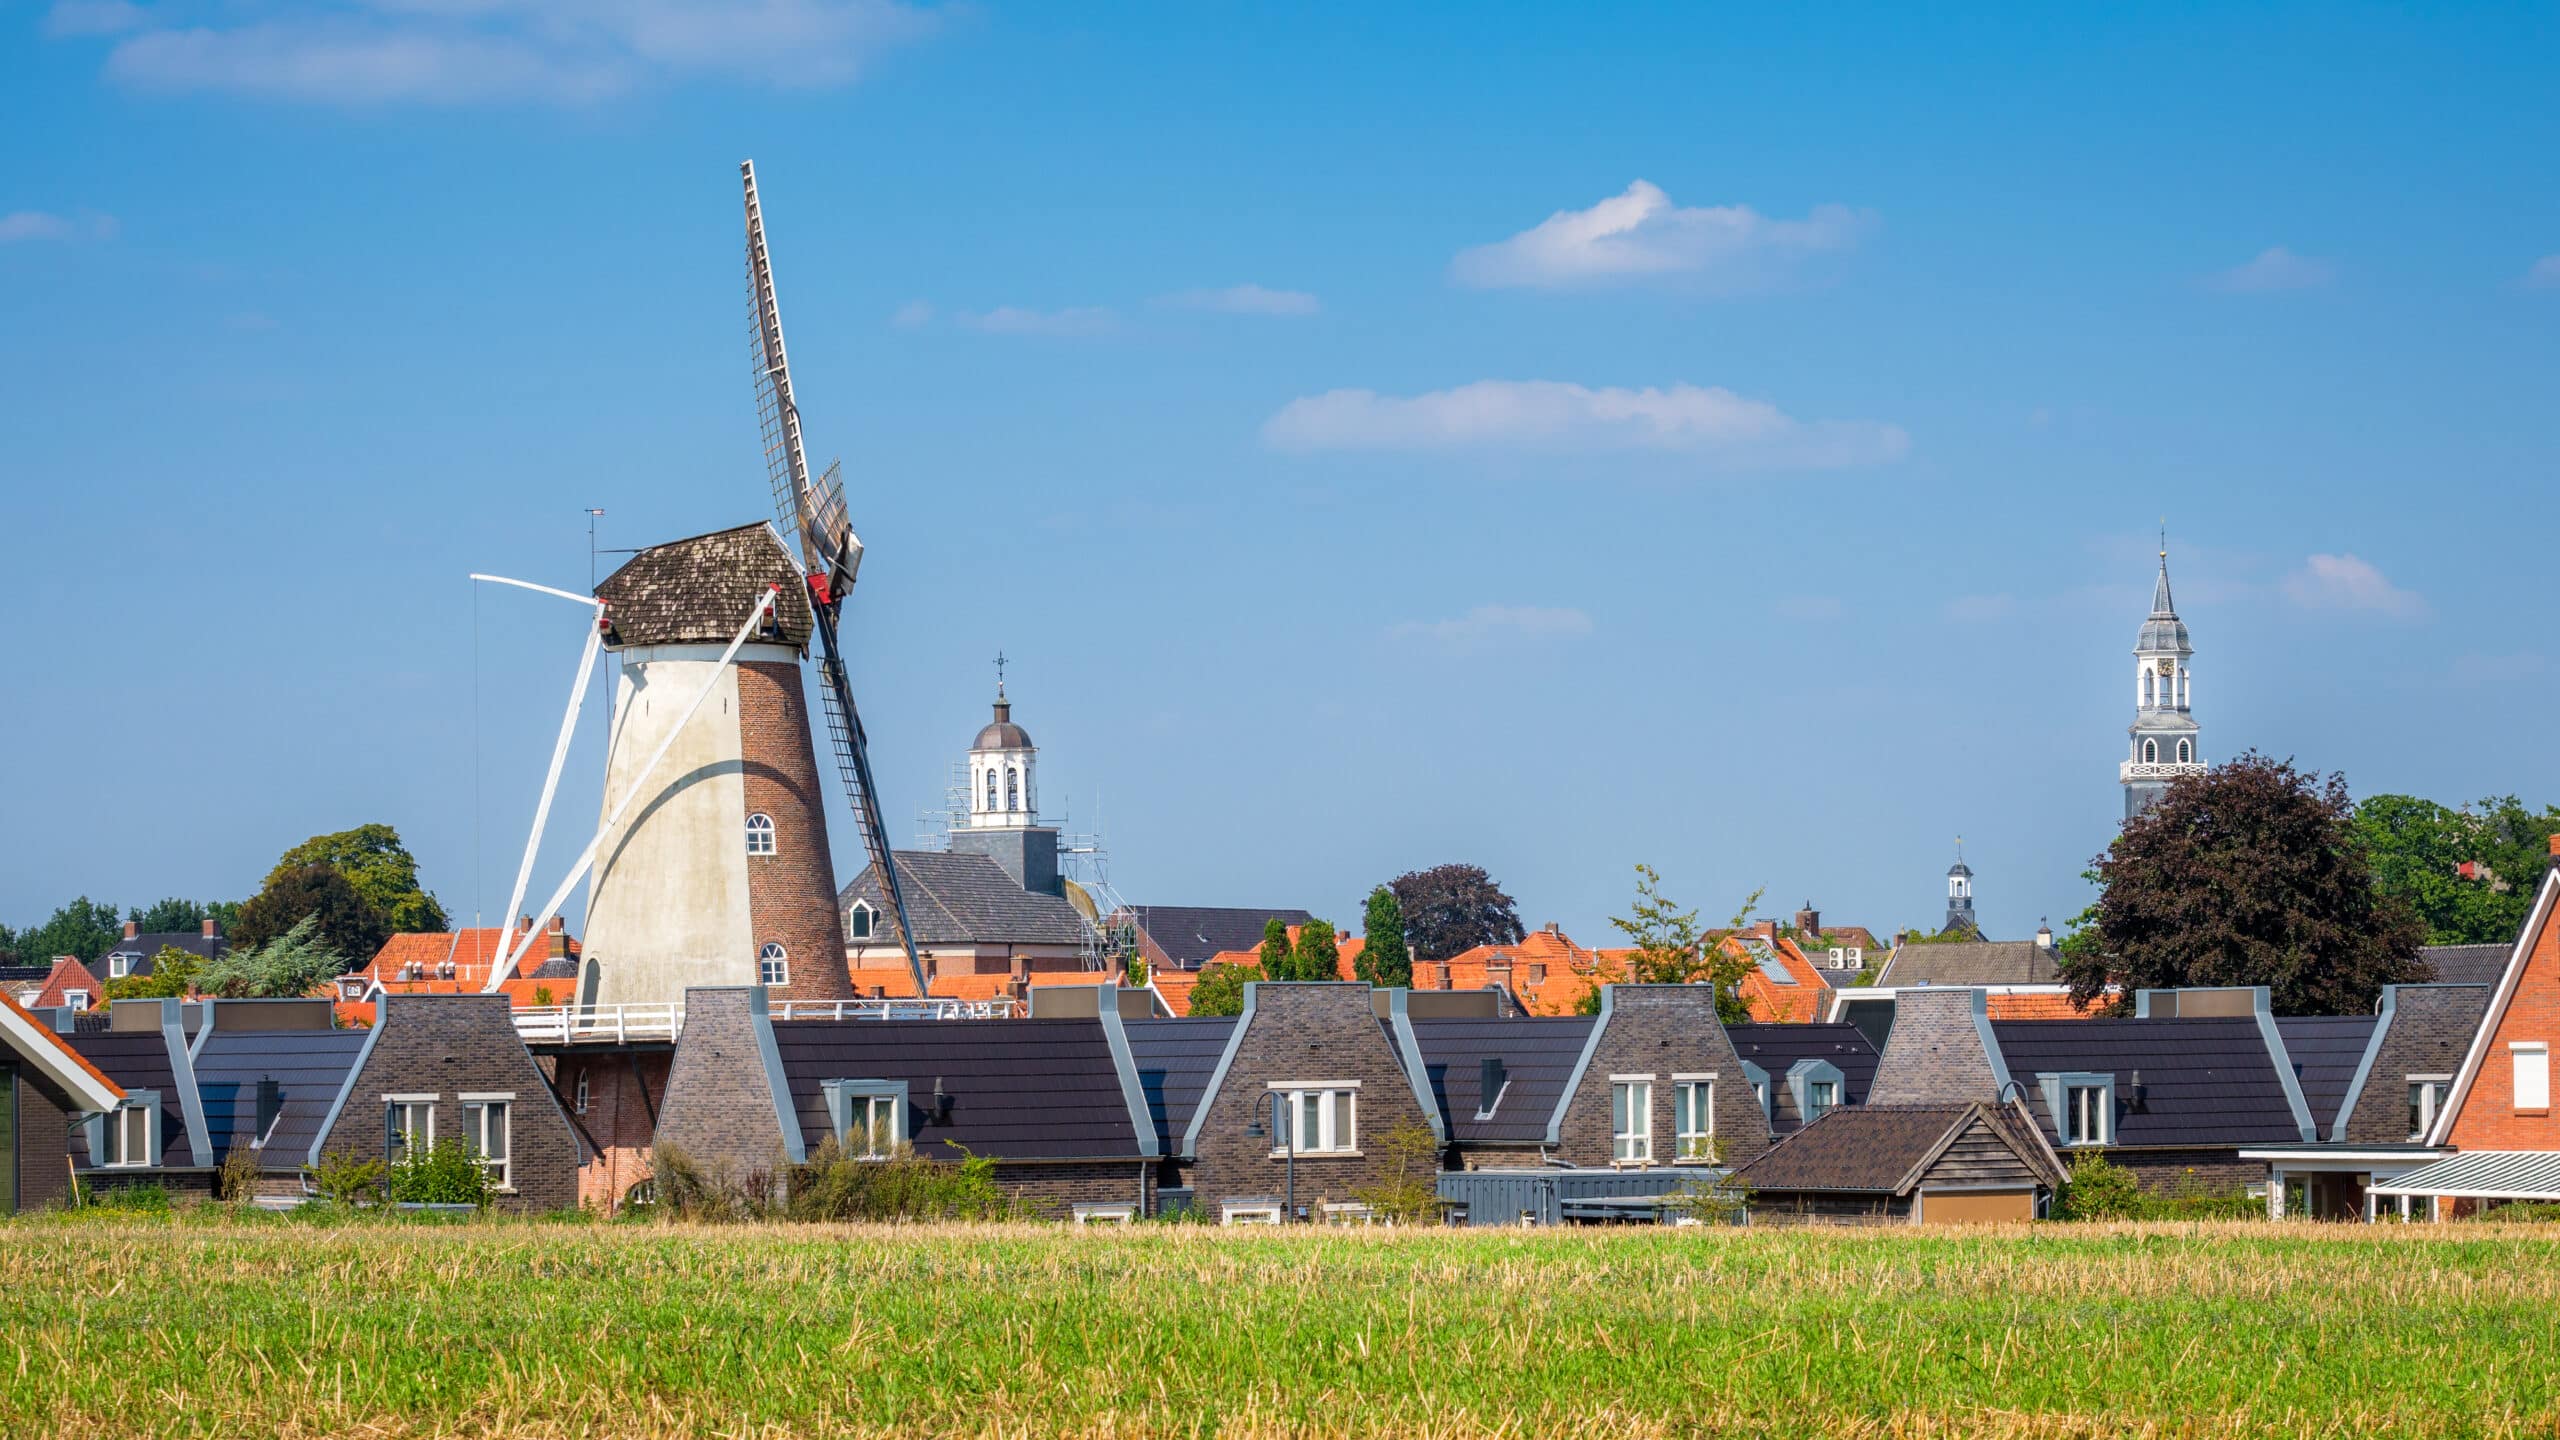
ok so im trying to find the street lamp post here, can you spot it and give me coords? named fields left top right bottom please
left=1245, top=1090, right=1296, bottom=1222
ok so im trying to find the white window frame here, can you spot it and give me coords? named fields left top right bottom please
left=385, top=1094, right=437, bottom=1157
left=745, top=812, right=778, bottom=856
left=1072, top=1202, right=1137, bottom=1224
left=63, top=990, right=89, bottom=1011
left=107, top=953, right=135, bottom=979
left=823, top=1079, right=907, bottom=1158
left=1266, top=1080, right=1359, bottom=1155
left=848, top=902, right=874, bottom=941
left=461, top=1093, right=514, bottom=1190
left=2514, top=1042, right=2551, bottom=1113
left=2407, top=1074, right=2451, bottom=1140
left=1221, top=1200, right=1284, bottom=1225
left=1611, top=1077, right=1654, bottom=1164
left=2063, top=1083, right=2111, bottom=1145
left=1673, top=1076, right=1716, bottom=1160
left=758, top=942, right=790, bottom=988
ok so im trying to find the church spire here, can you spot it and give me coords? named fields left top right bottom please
left=2122, top=530, right=2202, bottom=820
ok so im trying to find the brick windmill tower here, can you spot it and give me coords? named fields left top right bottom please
left=568, top=164, right=929, bottom=1008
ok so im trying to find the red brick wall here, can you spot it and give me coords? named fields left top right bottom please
left=737, top=659, right=853, bottom=1001
left=2445, top=908, right=2559, bottom=1150
left=553, top=1051, right=669, bottom=1211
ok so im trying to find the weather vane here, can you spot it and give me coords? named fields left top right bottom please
left=994, top=649, right=1008, bottom=699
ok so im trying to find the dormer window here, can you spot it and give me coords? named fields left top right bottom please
left=745, top=813, right=777, bottom=856
left=2040, top=1072, right=2116, bottom=1146
left=849, top=902, right=875, bottom=940
left=107, top=952, right=136, bottom=979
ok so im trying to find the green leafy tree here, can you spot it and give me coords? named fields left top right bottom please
left=266, top=824, right=447, bottom=934
left=105, top=946, right=204, bottom=1001
left=2063, top=752, right=2427, bottom=1016
left=1257, top=917, right=1294, bottom=979
left=231, top=865, right=387, bottom=965
left=1611, top=864, right=1711, bottom=986
left=1390, top=863, right=1525, bottom=963
left=2356, top=793, right=2560, bottom=945
left=198, top=914, right=349, bottom=998
left=1356, top=886, right=1412, bottom=988
left=129, top=898, right=232, bottom=935
left=6, top=897, right=123, bottom=966
left=1349, top=1121, right=1444, bottom=1224
left=1291, top=919, right=1341, bottom=983
left=1188, top=962, right=1262, bottom=1018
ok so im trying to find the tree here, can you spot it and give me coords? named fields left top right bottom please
left=2064, top=752, right=2427, bottom=1016
left=1391, top=864, right=1524, bottom=963
left=1291, top=919, right=1341, bottom=983
left=1257, top=918, right=1294, bottom=978
left=266, top=824, right=447, bottom=934
left=231, top=865, right=387, bottom=967
left=197, top=915, right=348, bottom=999
left=105, top=946, right=204, bottom=1001
left=1610, top=864, right=1711, bottom=986
left=1189, top=962, right=1262, bottom=1018
left=1356, top=887, right=1412, bottom=988
left=2356, top=793, right=2560, bottom=946
left=5, top=897, right=123, bottom=965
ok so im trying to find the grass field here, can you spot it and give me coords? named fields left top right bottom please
left=4, top=1216, right=2559, bottom=1438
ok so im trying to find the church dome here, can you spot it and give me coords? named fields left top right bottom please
left=974, top=699, right=1032, bottom=751
left=2136, top=613, right=2190, bottom=652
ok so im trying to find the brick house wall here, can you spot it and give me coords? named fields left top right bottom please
left=985, top=1160, right=1153, bottom=1219
left=655, top=988, right=793, bottom=1187
left=1548, top=986, right=1775, bottom=1169
left=1869, top=989, right=2005, bottom=1105
left=313, top=994, right=582, bottom=1213
left=1186, top=984, right=1434, bottom=1216
left=2343, top=986, right=2491, bottom=1146
left=737, top=659, right=854, bottom=1002
left=550, top=1050, right=670, bottom=1210
left=2444, top=888, right=2560, bottom=1152
left=2105, top=1148, right=2262, bottom=1196
left=11, top=1063, right=78, bottom=1212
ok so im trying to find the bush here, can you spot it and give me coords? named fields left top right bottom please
left=2055, top=1153, right=2257, bottom=1221
left=787, top=1139, right=1018, bottom=1222
left=79, top=1182, right=171, bottom=1213
left=387, top=1139, right=496, bottom=1208
left=1350, top=1122, right=1444, bottom=1225
left=305, top=1152, right=387, bottom=1207
left=215, top=1145, right=263, bottom=1203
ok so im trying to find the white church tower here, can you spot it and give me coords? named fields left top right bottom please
left=947, top=659, right=1064, bottom=896
left=2122, top=539, right=2205, bottom=819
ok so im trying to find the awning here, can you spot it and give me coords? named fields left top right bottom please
left=2368, top=1151, right=2560, bottom=1202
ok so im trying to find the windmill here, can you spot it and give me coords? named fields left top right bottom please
left=742, top=161, right=930, bottom=1001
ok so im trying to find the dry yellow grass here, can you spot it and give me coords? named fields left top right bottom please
left=2, top=1215, right=2556, bottom=1437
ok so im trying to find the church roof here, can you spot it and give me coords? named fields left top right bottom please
left=2136, top=555, right=2190, bottom=653
left=837, top=851, right=1089, bottom=947
left=595, top=522, right=813, bottom=650
left=973, top=697, right=1033, bottom=751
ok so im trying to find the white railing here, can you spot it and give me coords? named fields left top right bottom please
left=511, top=1004, right=685, bottom=1045
left=772, top=997, right=1020, bottom=1022
left=2119, top=761, right=2206, bottom=782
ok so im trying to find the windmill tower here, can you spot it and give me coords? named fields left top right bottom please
left=573, top=163, right=929, bottom=1006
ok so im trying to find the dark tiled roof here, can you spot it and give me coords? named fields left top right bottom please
left=595, top=522, right=813, bottom=650
left=94, top=932, right=232, bottom=974
left=1727, top=1023, right=1880, bottom=1134
left=838, top=851, right=1089, bottom=947
left=1992, top=1017, right=2302, bottom=1146
left=66, top=1031, right=192, bottom=1168
left=770, top=1017, right=1143, bottom=1162
left=1126, top=906, right=1315, bottom=971
left=192, top=1028, right=369, bottom=1163
left=2420, top=944, right=2511, bottom=987
left=2274, top=1015, right=2380, bottom=1133
left=1880, top=941, right=2058, bottom=986
left=1729, top=1104, right=1977, bottom=1193
left=1122, top=1016, right=1238, bottom=1152
left=0, top=965, right=50, bottom=984
left=1404, top=1015, right=1597, bottom=1145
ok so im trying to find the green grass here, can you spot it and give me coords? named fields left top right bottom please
left=4, top=1215, right=2558, bottom=1437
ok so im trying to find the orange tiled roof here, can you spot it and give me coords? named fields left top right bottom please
left=843, top=965, right=1121, bottom=1005
left=358, top=926, right=580, bottom=993
left=1733, top=935, right=1828, bottom=1023
left=23, top=956, right=105, bottom=1011
left=1984, top=990, right=2107, bottom=1020
left=1, top=990, right=124, bottom=1098
left=1411, top=929, right=1623, bottom=1016
left=1149, top=966, right=1204, bottom=1016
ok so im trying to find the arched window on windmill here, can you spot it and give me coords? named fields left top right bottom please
left=758, top=942, right=789, bottom=988
left=745, top=813, right=777, bottom=856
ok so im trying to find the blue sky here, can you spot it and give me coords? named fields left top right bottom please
left=4, top=2, right=2556, bottom=947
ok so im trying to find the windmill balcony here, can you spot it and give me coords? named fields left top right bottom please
left=2120, top=761, right=2207, bottom=782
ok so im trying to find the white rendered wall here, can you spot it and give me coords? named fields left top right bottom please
left=968, top=746, right=1037, bottom=829
left=585, top=642, right=797, bottom=1007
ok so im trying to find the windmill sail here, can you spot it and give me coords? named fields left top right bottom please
left=743, top=160, right=929, bottom=1001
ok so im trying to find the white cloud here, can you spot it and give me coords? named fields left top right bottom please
left=2282, top=553, right=2425, bottom=617
left=1451, top=180, right=1871, bottom=291
left=2206, top=246, right=2338, bottom=293
left=63, top=1, right=941, bottom=105
left=958, top=305, right=1116, bottom=337
left=1157, top=283, right=1319, bottom=316
left=2526, top=255, right=2560, bottom=291
left=1262, top=379, right=1907, bottom=470
left=1388, top=604, right=1592, bottom=654
left=1943, top=594, right=2014, bottom=622
left=0, top=210, right=118, bottom=242
left=888, top=299, right=933, bottom=329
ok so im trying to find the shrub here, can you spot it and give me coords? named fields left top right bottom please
left=2055, top=1152, right=2147, bottom=1220
left=1350, top=1122, right=1444, bottom=1225
left=787, top=1139, right=1017, bottom=1222
left=215, top=1145, right=263, bottom=1203
left=304, top=1153, right=386, bottom=1207
left=387, top=1139, right=495, bottom=1208
left=80, top=1182, right=171, bottom=1214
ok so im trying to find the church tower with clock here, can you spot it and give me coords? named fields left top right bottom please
left=2122, top=542, right=2205, bottom=819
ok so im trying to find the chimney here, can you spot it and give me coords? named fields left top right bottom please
left=1754, top=919, right=1778, bottom=942
left=123, top=919, right=138, bottom=941
left=2550, top=834, right=2560, bottom=859
left=1795, top=904, right=1819, bottom=935
left=1542, top=921, right=1560, bottom=936
left=1010, top=954, right=1029, bottom=983
left=548, top=915, right=570, bottom=960
left=202, top=917, right=220, bottom=940
left=519, top=915, right=535, bottom=938
left=2034, top=919, right=2053, bottom=951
